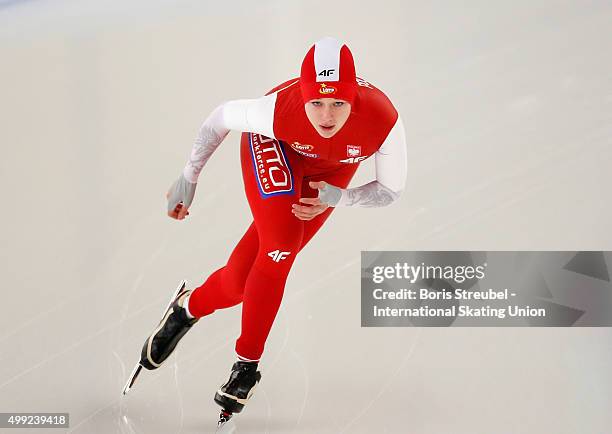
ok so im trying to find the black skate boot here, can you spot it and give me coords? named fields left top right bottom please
left=122, top=280, right=199, bottom=395
left=139, top=281, right=199, bottom=370
left=214, top=361, right=262, bottom=424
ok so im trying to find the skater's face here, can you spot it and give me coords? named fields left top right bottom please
left=304, top=98, right=351, bottom=138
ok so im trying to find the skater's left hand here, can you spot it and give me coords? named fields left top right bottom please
left=309, top=180, right=342, bottom=207
left=292, top=181, right=332, bottom=221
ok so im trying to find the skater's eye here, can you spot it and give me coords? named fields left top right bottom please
left=311, top=101, right=322, bottom=107
left=333, top=101, right=344, bottom=107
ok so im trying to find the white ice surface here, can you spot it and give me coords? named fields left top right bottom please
left=0, top=1, right=611, bottom=433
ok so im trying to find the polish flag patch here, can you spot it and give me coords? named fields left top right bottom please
left=347, top=145, right=361, bottom=157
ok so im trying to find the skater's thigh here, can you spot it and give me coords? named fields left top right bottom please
left=224, top=221, right=259, bottom=283
left=240, top=132, right=305, bottom=249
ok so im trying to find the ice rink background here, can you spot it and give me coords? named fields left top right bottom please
left=0, top=0, right=611, bottom=433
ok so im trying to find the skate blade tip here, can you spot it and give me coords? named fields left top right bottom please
left=121, top=382, right=132, bottom=396
left=121, top=363, right=143, bottom=396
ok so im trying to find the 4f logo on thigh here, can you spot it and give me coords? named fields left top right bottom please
left=268, top=250, right=291, bottom=262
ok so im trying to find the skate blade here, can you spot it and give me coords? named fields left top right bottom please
left=216, top=418, right=236, bottom=433
left=162, top=279, right=187, bottom=316
left=122, top=362, right=143, bottom=395
left=122, top=279, right=186, bottom=396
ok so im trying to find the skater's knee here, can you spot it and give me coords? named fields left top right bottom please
left=223, top=288, right=244, bottom=306
left=222, top=271, right=248, bottom=301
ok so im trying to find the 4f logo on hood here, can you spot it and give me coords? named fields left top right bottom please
left=268, top=249, right=291, bottom=262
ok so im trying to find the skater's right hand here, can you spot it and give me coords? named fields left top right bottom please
left=166, top=174, right=197, bottom=220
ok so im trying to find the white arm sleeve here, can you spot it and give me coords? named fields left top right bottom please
left=335, top=115, right=407, bottom=207
left=182, top=94, right=277, bottom=183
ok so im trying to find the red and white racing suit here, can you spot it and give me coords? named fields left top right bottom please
left=182, top=77, right=407, bottom=361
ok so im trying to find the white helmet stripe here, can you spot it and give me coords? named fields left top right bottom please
left=314, top=37, right=342, bottom=83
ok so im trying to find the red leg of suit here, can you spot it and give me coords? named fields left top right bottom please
left=187, top=132, right=358, bottom=360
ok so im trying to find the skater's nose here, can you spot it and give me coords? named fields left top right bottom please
left=320, top=106, right=335, bottom=125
